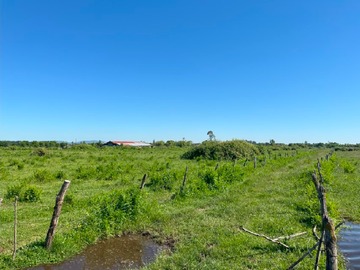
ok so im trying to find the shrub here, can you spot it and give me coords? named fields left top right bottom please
left=340, top=160, right=356, bottom=174
left=31, top=148, right=47, bottom=156
left=199, top=170, right=217, bottom=188
left=80, top=188, right=143, bottom=235
left=5, top=184, right=23, bottom=199
left=148, top=171, right=177, bottom=191
left=5, top=184, right=42, bottom=202
left=55, top=170, right=66, bottom=180
left=33, top=169, right=52, bottom=182
left=22, top=186, right=42, bottom=202
left=182, top=140, right=260, bottom=161
left=217, top=164, right=244, bottom=184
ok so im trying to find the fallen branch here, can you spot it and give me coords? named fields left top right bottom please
left=287, top=240, right=321, bottom=270
left=335, top=221, right=345, bottom=230
left=273, top=232, right=307, bottom=241
left=312, top=225, right=320, bottom=241
left=240, top=226, right=290, bottom=249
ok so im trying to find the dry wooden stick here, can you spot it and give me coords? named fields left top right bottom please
left=272, top=232, right=307, bottom=241
left=140, top=173, right=147, bottom=189
left=335, top=221, right=345, bottom=230
left=287, top=240, right=321, bottom=270
left=314, top=229, right=324, bottom=270
left=182, top=166, right=188, bottom=189
left=240, top=226, right=290, bottom=249
left=312, top=225, right=320, bottom=241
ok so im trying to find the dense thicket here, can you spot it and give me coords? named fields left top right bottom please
left=181, top=140, right=260, bottom=160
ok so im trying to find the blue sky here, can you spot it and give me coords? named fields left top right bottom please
left=1, top=1, right=359, bottom=143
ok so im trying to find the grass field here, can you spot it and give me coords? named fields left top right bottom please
left=0, top=144, right=359, bottom=269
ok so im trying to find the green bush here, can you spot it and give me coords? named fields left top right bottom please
left=5, top=184, right=23, bottom=199
left=217, top=164, right=244, bottom=184
left=55, top=170, right=66, bottom=180
left=31, top=148, right=47, bottom=156
left=182, top=140, right=259, bottom=161
left=340, top=160, right=356, bottom=174
left=22, top=186, right=42, bottom=202
left=79, top=188, right=143, bottom=236
left=5, top=184, right=42, bottom=202
left=33, top=169, right=52, bottom=182
left=199, top=170, right=217, bottom=188
left=148, top=171, right=177, bottom=191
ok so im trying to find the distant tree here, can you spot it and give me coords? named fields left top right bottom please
left=153, top=140, right=165, bottom=147
left=176, top=140, right=192, bottom=147
left=165, top=140, right=176, bottom=147
left=270, top=139, right=275, bottom=145
left=207, top=131, right=216, bottom=141
left=59, top=142, right=68, bottom=148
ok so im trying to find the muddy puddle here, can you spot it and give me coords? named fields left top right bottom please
left=338, top=222, right=360, bottom=270
left=26, top=234, right=166, bottom=270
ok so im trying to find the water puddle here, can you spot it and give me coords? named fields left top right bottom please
left=338, top=222, right=360, bottom=270
left=26, top=234, right=167, bottom=270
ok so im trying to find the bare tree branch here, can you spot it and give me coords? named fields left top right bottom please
left=272, top=232, right=307, bottom=241
left=287, top=240, right=321, bottom=270
left=312, top=225, right=320, bottom=241
left=240, top=226, right=290, bottom=249
left=335, top=221, right=345, bottom=231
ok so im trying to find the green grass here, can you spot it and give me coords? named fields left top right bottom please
left=0, top=146, right=358, bottom=269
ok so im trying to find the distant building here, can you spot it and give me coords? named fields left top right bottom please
left=103, top=141, right=151, bottom=147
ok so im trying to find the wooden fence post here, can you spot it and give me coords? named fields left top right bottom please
left=140, top=174, right=147, bottom=189
left=181, top=166, right=188, bottom=192
left=311, top=172, right=338, bottom=270
left=45, top=180, right=70, bottom=250
left=12, top=196, right=18, bottom=260
left=324, top=216, right=338, bottom=270
left=243, top=158, right=248, bottom=167
left=254, top=156, right=257, bottom=168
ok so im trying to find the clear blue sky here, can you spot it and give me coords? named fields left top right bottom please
left=1, top=1, right=359, bottom=144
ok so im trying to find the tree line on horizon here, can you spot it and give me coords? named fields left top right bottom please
left=0, top=139, right=359, bottom=151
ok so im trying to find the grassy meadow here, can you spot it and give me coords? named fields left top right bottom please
left=0, top=142, right=359, bottom=269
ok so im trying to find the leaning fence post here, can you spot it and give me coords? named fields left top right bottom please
left=311, top=172, right=338, bottom=270
left=12, top=196, right=18, bottom=260
left=181, top=166, right=188, bottom=192
left=140, top=174, right=147, bottom=189
left=243, top=158, right=248, bottom=167
left=45, top=180, right=70, bottom=250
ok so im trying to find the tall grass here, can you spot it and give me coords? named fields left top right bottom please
left=0, top=146, right=357, bottom=269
